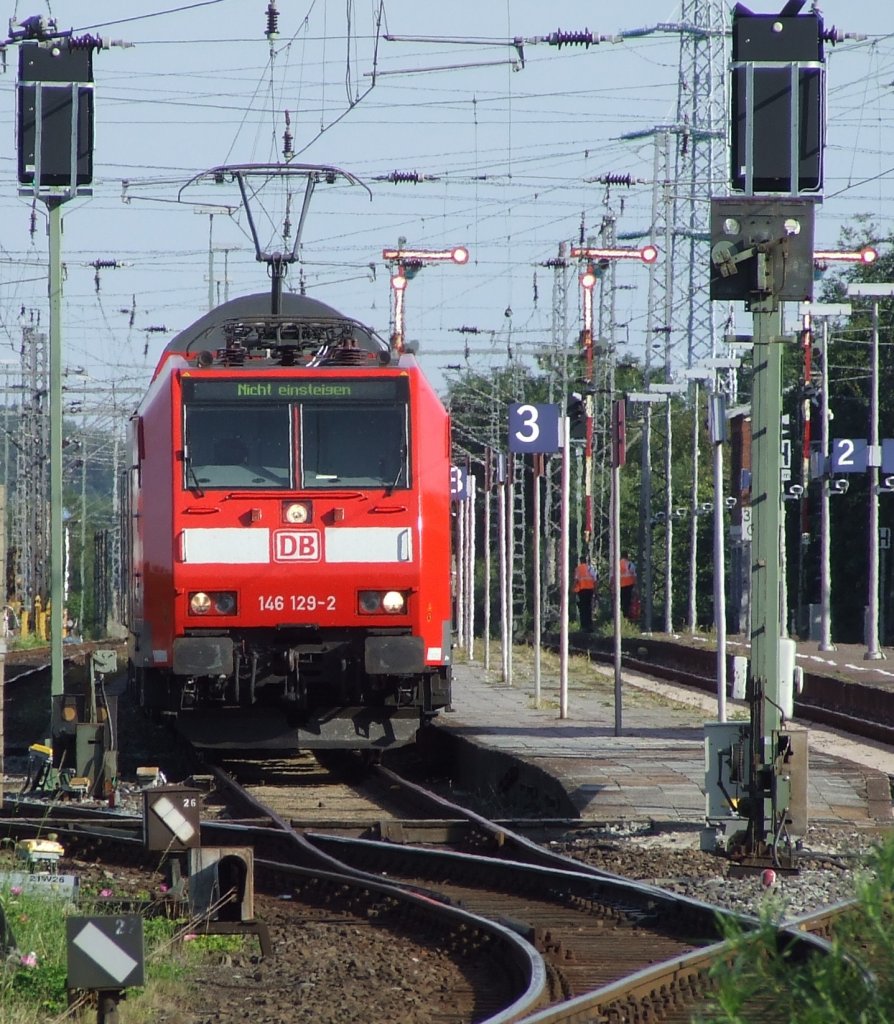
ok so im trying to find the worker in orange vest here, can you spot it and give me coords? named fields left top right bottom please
left=617, top=552, right=637, bottom=618
left=573, top=555, right=597, bottom=632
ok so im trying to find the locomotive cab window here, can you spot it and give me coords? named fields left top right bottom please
left=301, top=402, right=409, bottom=489
left=181, top=376, right=410, bottom=492
left=184, top=405, right=292, bottom=489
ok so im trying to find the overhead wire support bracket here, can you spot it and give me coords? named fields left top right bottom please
left=179, top=163, right=371, bottom=314
left=379, top=27, right=621, bottom=76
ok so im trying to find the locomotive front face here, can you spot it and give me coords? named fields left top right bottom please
left=130, top=363, right=453, bottom=748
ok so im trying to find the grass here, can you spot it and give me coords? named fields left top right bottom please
left=460, top=638, right=713, bottom=714
left=698, top=834, right=894, bottom=1023
left=0, top=860, right=245, bottom=1024
left=7, top=634, right=49, bottom=652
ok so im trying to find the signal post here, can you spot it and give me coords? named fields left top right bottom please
left=705, top=5, right=828, bottom=865
left=570, top=244, right=657, bottom=549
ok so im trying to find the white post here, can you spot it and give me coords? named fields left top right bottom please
left=805, top=302, right=852, bottom=651
left=819, top=318, right=834, bottom=650
left=867, top=297, right=883, bottom=660
left=711, top=389, right=727, bottom=723
left=466, top=475, right=476, bottom=660
left=483, top=456, right=492, bottom=671
left=533, top=461, right=542, bottom=707
left=612, top=448, right=622, bottom=736
left=559, top=420, right=570, bottom=718
left=455, top=491, right=465, bottom=646
left=506, top=455, right=514, bottom=685
left=687, top=381, right=700, bottom=631
left=498, top=469, right=509, bottom=683
left=846, top=284, right=893, bottom=660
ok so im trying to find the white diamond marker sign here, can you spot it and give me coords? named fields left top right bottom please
left=74, top=923, right=138, bottom=983
left=153, top=794, right=197, bottom=843
left=67, top=916, right=144, bottom=990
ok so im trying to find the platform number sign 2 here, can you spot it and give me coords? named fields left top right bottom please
left=508, top=403, right=560, bottom=454
left=831, top=438, right=869, bottom=474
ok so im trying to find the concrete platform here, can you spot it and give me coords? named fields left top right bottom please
left=432, top=657, right=894, bottom=828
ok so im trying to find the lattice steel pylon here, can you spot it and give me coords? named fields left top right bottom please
left=627, top=3, right=728, bottom=631
left=13, top=326, right=50, bottom=610
left=543, top=243, right=573, bottom=628
left=674, top=0, right=728, bottom=369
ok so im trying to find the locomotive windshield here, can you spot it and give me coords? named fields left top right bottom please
left=182, top=376, right=410, bottom=491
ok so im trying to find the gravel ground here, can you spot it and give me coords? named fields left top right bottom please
left=550, top=820, right=891, bottom=918
left=56, top=856, right=482, bottom=1024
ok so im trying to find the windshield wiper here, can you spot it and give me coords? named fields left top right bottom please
left=385, top=447, right=406, bottom=495
left=184, top=451, right=205, bottom=497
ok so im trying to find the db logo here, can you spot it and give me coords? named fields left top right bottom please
left=273, top=530, right=321, bottom=562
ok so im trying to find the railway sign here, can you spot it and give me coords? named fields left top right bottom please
left=450, top=465, right=469, bottom=501
left=883, top=438, right=894, bottom=475
left=66, top=916, right=144, bottom=990
left=831, top=437, right=868, bottom=474
left=142, top=786, right=202, bottom=851
left=508, top=403, right=560, bottom=454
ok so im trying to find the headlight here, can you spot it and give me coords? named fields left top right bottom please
left=358, top=590, right=382, bottom=614
left=189, top=591, right=237, bottom=616
left=190, top=592, right=212, bottom=615
left=382, top=591, right=405, bottom=613
left=357, top=590, right=407, bottom=615
left=283, top=501, right=311, bottom=524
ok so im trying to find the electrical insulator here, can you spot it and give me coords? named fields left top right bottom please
left=265, top=2, right=279, bottom=40
left=282, top=110, right=293, bottom=158
left=68, top=34, right=103, bottom=51
left=387, top=171, right=420, bottom=184
left=546, top=28, right=594, bottom=49
left=599, top=173, right=633, bottom=187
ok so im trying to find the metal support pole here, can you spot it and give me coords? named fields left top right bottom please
left=611, top=424, right=623, bottom=736
left=712, top=402, right=727, bottom=723
left=663, top=387, right=674, bottom=633
left=483, top=454, right=492, bottom=672
left=687, top=382, right=701, bottom=631
left=749, top=302, right=783, bottom=847
left=640, top=404, right=654, bottom=632
left=466, top=475, right=476, bottom=661
left=533, top=457, right=542, bottom=707
left=498, top=474, right=509, bottom=683
left=819, top=318, right=834, bottom=650
left=559, top=420, right=570, bottom=719
left=866, top=298, right=883, bottom=660
left=505, top=454, right=514, bottom=685
left=207, top=213, right=215, bottom=311
left=455, top=494, right=465, bottom=644
left=48, top=198, right=64, bottom=702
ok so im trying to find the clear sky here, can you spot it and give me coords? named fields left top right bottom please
left=1, top=0, right=894, bottom=404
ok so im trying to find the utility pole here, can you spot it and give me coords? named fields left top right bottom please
left=803, top=302, right=852, bottom=651
left=13, top=21, right=104, bottom=710
left=846, top=283, right=894, bottom=661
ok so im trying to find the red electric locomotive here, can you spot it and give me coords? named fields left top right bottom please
left=122, top=290, right=453, bottom=752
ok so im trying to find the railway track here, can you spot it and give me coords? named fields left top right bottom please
left=2, top=648, right=873, bottom=1022
left=2, top=742, right=858, bottom=1023
left=205, top=753, right=849, bottom=1022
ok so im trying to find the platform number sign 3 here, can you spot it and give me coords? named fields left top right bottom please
left=508, top=403, right=560, bottom=454
left=450, top=464, right=469, bottom=501
left=831, top=438, right=868, bottom=474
